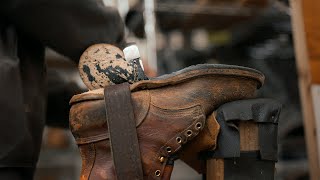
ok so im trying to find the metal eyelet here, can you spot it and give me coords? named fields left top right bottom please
left=155, top=170, right=161, bottom=177
left=166, top=146, right=172, bottom=153
left=195, top=122, right=202, bottom=130
left=176, top=136, right=182, bottom=144
left=186, top=130, right=193, bottom=137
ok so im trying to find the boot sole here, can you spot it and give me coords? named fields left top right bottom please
left=70, top=64, right=264, bottom=104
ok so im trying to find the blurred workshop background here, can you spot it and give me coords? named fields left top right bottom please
left=35, top=0, right=320, bottom=179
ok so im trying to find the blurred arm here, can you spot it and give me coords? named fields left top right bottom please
left=2, top=0, right=125, bottom=62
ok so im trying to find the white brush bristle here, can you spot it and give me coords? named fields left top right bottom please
left=123, top=44, right=141, bottom=61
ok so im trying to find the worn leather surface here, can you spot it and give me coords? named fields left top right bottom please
left=70, top=95, right=206, bottom=180
left=70, top=99, right=116, bottom=180
left=104, top=83, right=144, bottom=180
left=69, top=64, right=264, bottom=179
left=179, top=112, right=220, bottom=173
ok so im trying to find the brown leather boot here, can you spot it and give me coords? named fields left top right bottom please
left=179, top=112, right=221, bottom=173
left=69, top=64, right=264, bottom=180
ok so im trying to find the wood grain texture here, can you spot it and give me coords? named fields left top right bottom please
left=207, top=159, right=224, bottom=180
left=302, top=0, right=320, bottom=84
left=302, top=0, right=320, bottom=62
left=197, top=0, right=269, bottom=7
left=290, top=0, right=320, bottom=179
left=311, top=85, right=320, bottom=162
left=207, top=122, right=259, bottom=179
left=239, top=121, right=259, bottom=151
left=310, top=60, right=320, bottom=83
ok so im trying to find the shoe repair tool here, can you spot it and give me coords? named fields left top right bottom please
left=78, top=43, right=148, bottom=90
